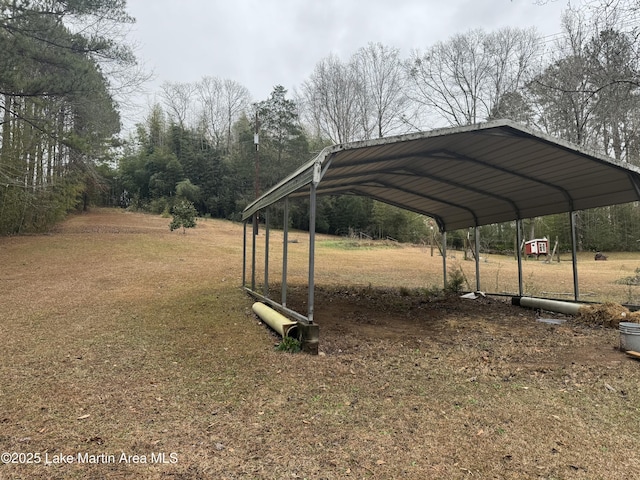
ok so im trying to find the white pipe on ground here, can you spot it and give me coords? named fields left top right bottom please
left=513, top=296, right=583, bottom=315
left=252, top=302, right=298, bottom=338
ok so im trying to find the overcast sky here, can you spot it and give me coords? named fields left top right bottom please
left=123, top=0, right=570, bottom=117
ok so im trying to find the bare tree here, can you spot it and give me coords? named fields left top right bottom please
left=528, top=7, right=640, bottom=154
left=300, top=54, right=364, bottom=144
left=528, top=56, right=596, bottom=146
left=352, top=42, right=410, bottom=138
left=485, top=28, right=541, bottom=117
left=570, top=1, right=640, bottom=162
left=527, top=11, right=590, bottom=144
left=196, top=77, right=225, bottom=148
left=196, top=77, right=250, bottom=152
left=160, top=81, right=197, bottom=129
left=587, top=28, right=640, bottom=160
left=407, top=29, right=490, bottom=126
left=406, top=27, right=541, bottom=127
left=220, top=79, right=251, bottom=152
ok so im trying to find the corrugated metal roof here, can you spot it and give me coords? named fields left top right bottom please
left=242, top=120, right=640, bottom=231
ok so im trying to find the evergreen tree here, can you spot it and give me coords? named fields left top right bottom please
left=0, top=0, right=136, bottom=233
left=169, top=200, right=197, bottom=234
left=255, top=86, right=309, bottom=190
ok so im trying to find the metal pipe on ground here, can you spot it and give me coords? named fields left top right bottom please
left=512, top=296, right=584, bottom=315
left=252, top=302, right=298, bottom=338
left=251, top=301, right=319, bottom=354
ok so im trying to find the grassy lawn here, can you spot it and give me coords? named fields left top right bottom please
left=1, top=208, right=639, bottom=479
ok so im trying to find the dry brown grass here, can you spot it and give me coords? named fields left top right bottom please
left=1, top=208, right=639, bottom=479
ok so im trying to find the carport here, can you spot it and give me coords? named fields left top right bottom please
left=241, top=119, right=640, bottom=330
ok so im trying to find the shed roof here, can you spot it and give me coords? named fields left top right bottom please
left=242, top=120, right=640, bottom=231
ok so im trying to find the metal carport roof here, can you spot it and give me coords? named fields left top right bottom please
left=243, top=119, right=640, bottom=231
left=242, top=119, right=640, bottom=346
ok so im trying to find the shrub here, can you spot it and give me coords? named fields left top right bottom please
left=169, top=200, right=197, bottom=234
left=275, top=336, right=301, bottom=353
left=445, top=265, right=467, bottom=294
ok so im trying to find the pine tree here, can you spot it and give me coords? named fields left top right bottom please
left=0, top=0, right=136, bottom=233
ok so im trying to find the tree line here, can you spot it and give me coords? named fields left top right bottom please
left=4, top=0, right=640, bottom=251
left=0, top=0, right=136, bottom=233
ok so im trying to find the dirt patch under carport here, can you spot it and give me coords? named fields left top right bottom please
left=285, top=284, right=624, bottom=369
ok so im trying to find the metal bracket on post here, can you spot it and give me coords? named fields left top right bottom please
left=312, top=161, right=322, bottom=186
left=298, top=322, right=319, bottom=355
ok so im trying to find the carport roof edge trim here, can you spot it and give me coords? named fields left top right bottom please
left=241, top=119, right=640, bottom=228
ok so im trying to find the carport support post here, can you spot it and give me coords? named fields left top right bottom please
left=308, top=182, right=316, bottom=324
left=516, top=219, right=523, bottom=296
left=242, top=220, right=247, bottom=288
left=474, top=226, right=481, bottom=291
left=264, top=208, right=270, bottom=298
left=303, top=180, right=319, bottom=355
left=251, top=213, right=257, bottom=291
left=570, top=211, right=580, bottom=301
left=282, top=198, right=289, bottom=308
left=442, top=231, right=447, bottom=288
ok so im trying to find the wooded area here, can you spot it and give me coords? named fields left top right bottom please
left=0, top=0, right=135, bottom=233
left=3, top=0, right=640, bottom=252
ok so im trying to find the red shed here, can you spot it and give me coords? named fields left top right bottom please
left=524, top=238, right=549, bottom=256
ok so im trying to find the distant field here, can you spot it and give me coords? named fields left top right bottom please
left=251, top=225, right=640, bottom=305
left=1, top=208, right=639, bottom=479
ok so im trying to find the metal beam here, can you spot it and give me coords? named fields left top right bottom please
left=442, top=231, right=447, bottom=288
left=326, top=147, right=578, bottom=213
left=264, top=208, right=270, bottom=298
left=282, top=198, right=289, bottom=308
left=516, top=219, right=523, bottom=296
left=308, top=180, right=317, bottom=324
left=441, top=149, right=575, bottom=211
left=570, top=211, right=580, bottom=301
left=317, top=178, right=480, bottom=223
left=475, top=226, right=481, bottom=291
left=242, top=220, right=247, bottom=288
left=251, top=214, right=257, bottom=291
left=323, top=168, right=522, bottom=219
left=345, top=189, right=447, bottom=232
left=244, top=287, right=309, bottom=324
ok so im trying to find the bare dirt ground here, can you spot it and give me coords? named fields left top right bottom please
left=1, top=209, right=639, bottom=479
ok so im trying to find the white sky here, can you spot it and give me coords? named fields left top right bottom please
left=123, top=0, right=570, bottom=118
